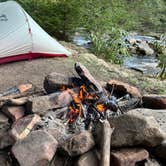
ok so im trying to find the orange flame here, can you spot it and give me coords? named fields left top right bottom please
left=96, top=104, right=106, bottom=112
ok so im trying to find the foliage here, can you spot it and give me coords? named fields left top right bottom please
left=153, top=34, right=166, bottom=79
left=16, top=0, right=83, bottom=40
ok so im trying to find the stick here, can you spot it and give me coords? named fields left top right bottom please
left=100, top=120, right=114, bottom=166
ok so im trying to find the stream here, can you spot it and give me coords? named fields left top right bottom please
left=72, top=34, right=161, bottom=76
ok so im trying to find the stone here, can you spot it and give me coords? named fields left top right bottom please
left=12, top=130, right=58, bottom=166
left=26, top=90, right=73, bottom=115
left=75, top=62, right=103, bottom=92
left=0, top=132, right=14, bottom=149
left=62, top=131, right=95, bottom=156
left=44, top=72, right=74, bottom=94
left=0, top=113, right=12, bottom=149
left=154, top=140, right=166, bottom=161
left=0, top=153, right=12, bottom=166
left=142, top=95, right=166, bottom=109
left=144, top=158, right=161, bottom=166
left=49, top=154, right=67, bottom=166
left=2, top=106, right=25, bottom=122
left=10, top=114, right=41, bottom=141
left=110, top=148, right=149, bottom=166
left=0, top=112, right=8, bottom=124
left=36, top=112, right=68, bottom=144
left=107, top=80, right=141, bottom=98
left=136, top=41, right=154, bottom=55
left=76, top=150, right=99, bottom=166
left=133, top=108, right=166, bottom=133
left=109, top=110, right=166, bottom=147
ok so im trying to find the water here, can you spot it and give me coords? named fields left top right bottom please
left=124, top=55, right=160, bottom=75
left=72, top=33, right=160, bottom=75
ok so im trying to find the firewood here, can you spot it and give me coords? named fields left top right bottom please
left=94, top=120, right=114, bottom=166
left=100, top=120, right=114, bottom=166
left=75, top=62, right=103, bottom=92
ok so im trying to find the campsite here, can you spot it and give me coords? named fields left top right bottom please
left=0, top=0, right=166, bottom=166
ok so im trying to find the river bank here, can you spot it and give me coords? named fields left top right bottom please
left=0, top=42, right=165, bottom=95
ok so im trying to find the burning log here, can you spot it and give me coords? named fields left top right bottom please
left=75, top=62, right=103, bottom=92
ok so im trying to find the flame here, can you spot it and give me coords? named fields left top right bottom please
left=96, top=103, right=106, bottom=112
left=68, top=85, right=105, bottom=124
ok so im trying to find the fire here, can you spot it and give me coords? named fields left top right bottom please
left=96, top=103, right=106, bottom=112
left=67, top=85, right=107, bottom=124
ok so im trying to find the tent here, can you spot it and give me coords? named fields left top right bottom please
left=0, top=1, right=71, bottom=64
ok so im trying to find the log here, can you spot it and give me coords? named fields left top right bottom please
left=100, top=120, right=114, bottom=166
left=94, top=120, right=114, bottom=166
left=75, top=62, right=103, bottom=92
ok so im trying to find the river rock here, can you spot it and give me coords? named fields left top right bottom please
left=109, top=110, right=166, bottom=147
left=44, top=72, right=74, bottom=94
left=136, top=41, right=154, bottom=55
left=107, top=80, right=141, bottom=98
left=2, top=106, right=25, bottom=122
left=154, top=140, right=166, bottom=161
left=76, top=150, right=99, bottom=166
left=110, top=148, right=149, bottom=166
left=133, top=108, right=166, bottom=133
left=62, top=131, right=95, bottom=156
left=0, top=153, right=12, bottom=166
left=12, top=130, right=58, bottom=166
left=26, top=90, right=73, bottom=115
left=142, top=95, right=166, bottom=109
left=144, top=158, right=161, bottom=166
left=10, top=114, right=41, bottom=141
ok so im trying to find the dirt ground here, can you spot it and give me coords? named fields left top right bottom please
left=0, top=44, right=165, bottom=95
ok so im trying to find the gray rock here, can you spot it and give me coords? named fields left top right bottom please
left=26, top=90, right=73, bottom=115
left=136, top=41, right=154, bottom=55
left=62, top=131, right=95, bottom=156
left=0, top=153, right=12, bottom=166
left=12, top=130, right=58, bottom=166
left=154, top=140, right=166, bottom=161
left=109, top=110, right=166, bottom=147
left=76, top=150, right=99, bottom=166
left=44, top=72, right=74, bottom=94
left=133, top=108, right=166, bottom=133
left=144, top=158, right=161, bottom=166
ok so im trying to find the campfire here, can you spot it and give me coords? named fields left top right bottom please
left=0, top=62, right=166, bottom=166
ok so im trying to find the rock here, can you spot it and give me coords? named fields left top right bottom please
left=142, top=95, right=166, bottom=109
left=107, top=80, right=141, bottom=98
left=49, top=154, right=67, bottom=166
left=0, top=153, right=12, bottom=166
left=154, top=140, right=166, bottom=161
left=10, top=114, right=41, bottom=141
left=109, top=110, right=166, bottom=147
left=2, top=106, right=25, bottom=122
left=12, top=130, right=58, bottom=166
left=44, top=72, right=76, bottom=94
left=0, top=112, right=8, bottom=124
left=76, top=150, right=99, bottom=166
left=133, top=108, right=166, bottom=133
left=26, top=90, right=73, bottom=115
left=0, top=132, right=14, bottom=149
left=0, top=113, right=11, bottom=149
left=62, top=131, right=95, bottom=156
left=110, top=148, right=149, bottom=166
left=75, top=62, right=103, bottom=92
left=136, top=41, right=154, bottom=55
left=36, top=112, right=68, bottom=144
left=144, top=158, right=161, bottom=166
